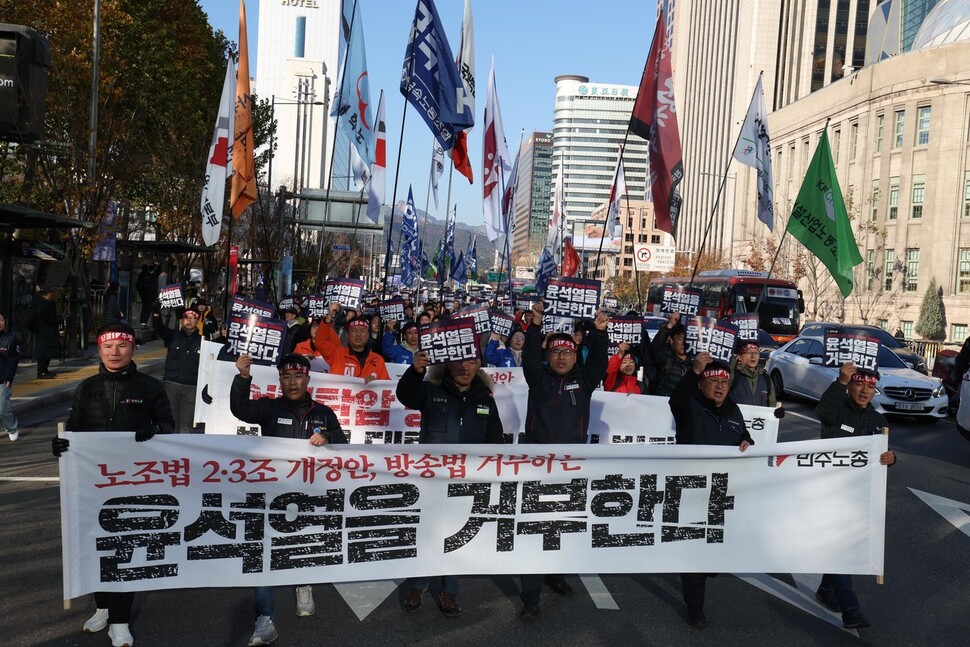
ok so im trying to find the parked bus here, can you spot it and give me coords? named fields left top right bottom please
left=646, top=269, right=805, bottom=343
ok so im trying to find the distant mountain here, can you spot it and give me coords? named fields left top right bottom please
left=380, top=202, right=500, bottom=273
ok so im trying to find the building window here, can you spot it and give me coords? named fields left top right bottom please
left=959, top=249, right=970, bottom=294
left=894, top=110, right=905, bottom=148
left=953, top=324, right=968, bottom=342
left=871, top=180, right=879, bottom=222
left=916, top=106, right=931, bottom=145
left=884, top=249, right=895, bottom=291
left=833, top=129, right=841, bottom=164
left=905, top=248, right=919, bottom=292
left=651, top=235, right=660, bottom=244
left=802, top=139, right=810, bottom=167
left=964, top=173, right=970, bottom=217
left=901, top=321, right=913, bottom=339
left=878, top=319, right=889, bottom=331
left=876, top=114, right=884, bottom=152
left=888, top=182, right=899, bottom=220
left=911, top=182, right=924, bottom=219
left=850, top=122, right=859, bottom=160
left=866, top=249, right=875, bottom=290
left=788, top=144, right=795, bottom=177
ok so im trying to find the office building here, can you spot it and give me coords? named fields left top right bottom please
left=256, top=0, right=349, bottom=192
left=510, top=132, right=554, bottom=265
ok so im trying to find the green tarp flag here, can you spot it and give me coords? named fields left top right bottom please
left=786, top=130, right=862, bottom=297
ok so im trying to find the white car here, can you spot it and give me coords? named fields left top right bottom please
left=766, top=335, right=948, bottom=422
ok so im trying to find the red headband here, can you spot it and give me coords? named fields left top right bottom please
left=548, top=337, right=577, bottom=351
left=701, top=368, right=731, bottom=380
left=850, top=372, right=877, bottom=385
left=98, top=331, right=135, bottom=346
left=279, top=361, right=310, bottom=375
left=739, top=342, right=759, bottom=353
left=347, top=318, right=369, bottom=329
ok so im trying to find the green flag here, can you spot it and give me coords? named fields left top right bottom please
left=786, top=130, right=862, bottom=297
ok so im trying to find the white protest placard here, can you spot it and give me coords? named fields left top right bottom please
left=59, top=434, right=886, bottom=598
left=158, top=284, right=184, bottom=310
left=418, top=318, right=479, bottom=365
left=824, top=328, right=880, bottom=372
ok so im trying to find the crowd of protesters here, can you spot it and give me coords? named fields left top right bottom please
left=37, top=280, right=899, bottom=647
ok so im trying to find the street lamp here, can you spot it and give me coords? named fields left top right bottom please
left=929, top=78, right=970, bottom=86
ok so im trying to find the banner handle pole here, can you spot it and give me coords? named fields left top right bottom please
left=877, top=424, right=889, bottom=586
left=58, top=421, right=72, bottom=610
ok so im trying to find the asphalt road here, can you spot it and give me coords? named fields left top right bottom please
left=2, top=396, right=969, bottom=647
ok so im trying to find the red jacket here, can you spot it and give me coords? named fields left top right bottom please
left=605, top=352, right=644, bottom=394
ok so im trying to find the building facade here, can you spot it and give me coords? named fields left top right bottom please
left=256, top=0, right=349, bottom=192
left=551, top=75, right=650, bottom=251
left=510, top=132, right=553, bottom=265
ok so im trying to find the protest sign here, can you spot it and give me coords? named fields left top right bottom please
left=418, top=318, right=479, bottom=365
left=824, top=328, right=880, bottom=372
left=544, top=277, right=601, bottom=320
left=323, top=279, right=365, bottom=311
left=158, top=284, right=184, bottom=310
left=660, top=285, right=702, bottom=316
left=684, top=316, right=739, bottom=363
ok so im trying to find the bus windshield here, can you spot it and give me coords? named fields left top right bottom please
left=734, top=291, right=799, bottom=338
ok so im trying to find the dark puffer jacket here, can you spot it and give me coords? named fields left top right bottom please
left=669, top=370, right=753, bottom=447
left=396, top=364, right=504, bottom=444
left=66, top=362, right=175, bottom=433
left=815, top=380, right=888, bottom=439
left=521, top=323, right=608, bottom=444
left=0, top=328, right=20, bottom=383
left=230, top=375, right=348, bottom=443
left=153, top=317, right=202, bottom=386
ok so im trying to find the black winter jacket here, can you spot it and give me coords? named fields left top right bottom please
left=0, top=329, right=20, bottom=383
left=396, top=364, right=504, bottom=444
left=521, top=323, right=608, bottom=444
left=815, top=380, right=888, bottom=439
left=66, top=362, right=175, bottom=433
left=154, top=316, right=202, bottom=385
left=649, top=325, right=693, bottom=396
left=669, top=370, right=753, bottom=447
left=230, top=375, right=348, bottom=443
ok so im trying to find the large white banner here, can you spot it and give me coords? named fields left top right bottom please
left=59, top=433, right=887, bottom=598
left=193, top=347, right=779, bottom=445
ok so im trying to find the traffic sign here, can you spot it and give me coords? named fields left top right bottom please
left=634, top=244, right=675, bottom=272
left=331, top=244, right=351, bottom=252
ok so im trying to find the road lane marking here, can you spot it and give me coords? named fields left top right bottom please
left=910, top=488, right=970, bottom=538
left=785, top=410, right=818, bottom=423
left=735, top=573, right=858, bottom=636
left=0, top=477, right=59, bottom=481
left=579, top=574, right=619, bottom=610
left=334, top=579, right=403, bottom=620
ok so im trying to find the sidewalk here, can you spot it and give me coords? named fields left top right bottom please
left=11, top=338, right=169, bottom=417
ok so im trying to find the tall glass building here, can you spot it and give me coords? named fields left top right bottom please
left=510, top=132, right=554, bottom=264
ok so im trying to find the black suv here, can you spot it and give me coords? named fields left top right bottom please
left=799, top=323, right=928, bottom=374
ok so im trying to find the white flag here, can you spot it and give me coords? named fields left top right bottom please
left=350, top=143, right=369, bottom=189
left=482, top=57, right=512, bottom=242
left=546, top=160, right=565, bottom=260
left=732, top=75, right=774, bottom=231
left=430, top=142, right=444, bottom=209
left=606, top=144, right=627, bottom=242
left=201, top=58, right=236, bottom=246
left=366, top=91, right=386, bottom=224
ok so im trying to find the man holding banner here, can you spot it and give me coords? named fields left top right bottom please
left=315, top=302, right=389, bottom=380
left=396, top=348, right=505, bottom=617
left=229, top=352, right=347, bottom=645
left=518, top=300, right=610, bottom=621
left=814, top=361, right=896, bottom=630
left=152, top=304, right=204, bottom=432
left=649, top=313, right=692, bottom=397
left=669, top=351, right=753, bottom=629
left=52, top=323, right=174, bottom=647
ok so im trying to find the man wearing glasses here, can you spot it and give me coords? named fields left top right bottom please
left=517, top=300, right=610, bottom=621
left=152, top=303, right=203, bottom=432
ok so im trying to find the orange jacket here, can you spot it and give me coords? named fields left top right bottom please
left=293, top=337, right=320, bottom=357
left=315, top=321, right=389, bottom=380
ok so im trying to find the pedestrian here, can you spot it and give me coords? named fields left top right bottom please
left=397, top=349, right=505, bottom=617
left=33, top=286, right=61, bottom=379
left=194, top=299, right=219, bottom=338
left=152, top=303, right=203, bottom=432
left=518, top=300, right=609, bottom=621
left=814, top=361, right=896, bottom=630
left=668, top=351, right=753, bottom=629
left=51, top=322, right=174, bottom=647
left=315, top=302, right=389, bottom=381
left=230, top=352, right=347, bottom=646
left=382, top=319, right=420, bottom=364
left=0, top=313, right=20, bottom=441
left=103, top=280, right=124, bottom=325
left=730, top=341, right=784, bottom=419
left=280, top=299, right=309, bottom=357
left=649, top=312, right=692, bottom=396
left=292, top=320, right=322, bottom=358
left=483, top=329, right=525, bottom=368
left=604, top=342, right=645, bottom=394
left=135, top=263, right=160, bottom=328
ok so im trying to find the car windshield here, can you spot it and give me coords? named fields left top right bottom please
left=757, top=329, right=777, bottom=347
left=877, top=346, right=907, bottom=369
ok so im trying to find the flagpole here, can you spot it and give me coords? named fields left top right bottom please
left=593, top=139, right=630, bottom=279
left=316, top=0, right=360, bottom=280
left=688, top=71, right=765, bottom=285
left=346, top=184, right=366, bottom=278
left=442, top=164, right=456, bottom=289
left=380, top=102, right=409, bottom=302
left=224, top=209, right=233, bottom=316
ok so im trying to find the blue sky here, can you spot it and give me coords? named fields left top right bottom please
left=199, top=0, right=658, bottom=227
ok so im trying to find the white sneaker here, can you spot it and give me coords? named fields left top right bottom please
left=295, top=585, right=315, bottom=616
left=7, top=430, right=18, bottom=441
left=107, top=623, right=134, bottom=647
left=83, top=608, right=109, bottom=633
left=248, top=615, right=278, bottom=646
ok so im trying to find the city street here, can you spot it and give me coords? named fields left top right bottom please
left=2, top=396, right=969, bottom=646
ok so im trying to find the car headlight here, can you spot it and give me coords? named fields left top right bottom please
left=873, top=386, right=882, bottom=397
left=931, top=382, right=946, bottom=398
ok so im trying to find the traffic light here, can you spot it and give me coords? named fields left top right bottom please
left=0, top=23, right=50, bottom=143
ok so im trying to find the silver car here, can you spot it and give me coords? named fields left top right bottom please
left=766, top=335, right=948, bottom=422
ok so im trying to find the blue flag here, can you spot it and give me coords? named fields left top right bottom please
left=400, top=0, right=473, bottom=152
left=465, top=236, right=476, bottom=277
left=535, top=246, right=558, bottom=298
left=399, top=186, right=419, bottom=287
left=444, top=217, right=457, bottom=269
left=450, top=251, right=467, bottom=283
left=333, top=0, right=374, bottom=165
left=468, top=236, right=477, bottom=275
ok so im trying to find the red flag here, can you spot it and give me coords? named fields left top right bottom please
left=629, top=11, right=683, bottom=237
left=230, top=0, right=257, bottom=219
left=452, top=132, right=474, bottom=183
left=451, top=0, right=475, bottom=183
left=562, top=237, right=580, bottom=277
